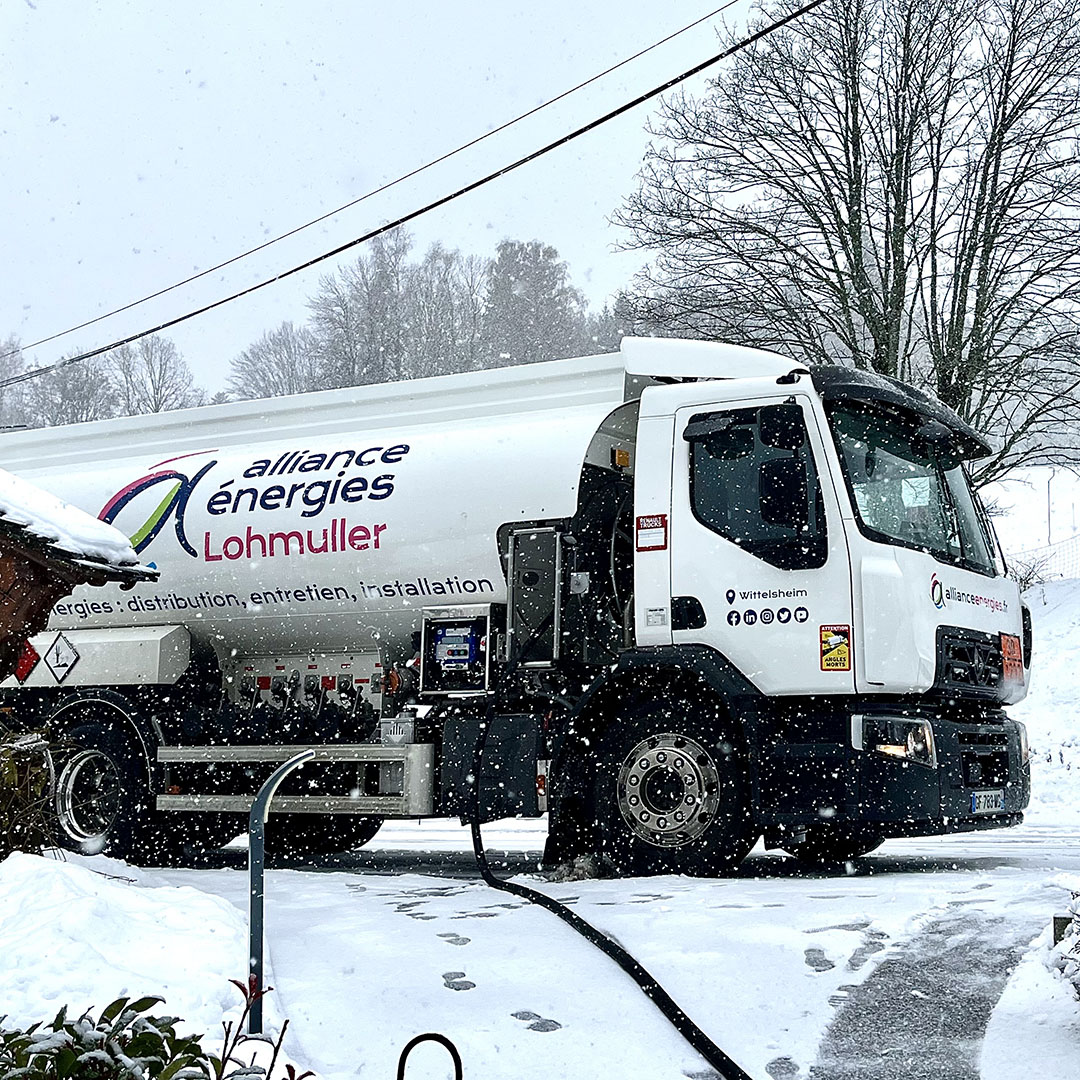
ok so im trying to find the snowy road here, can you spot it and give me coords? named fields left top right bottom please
left=136, top=818, right=1079, bottom=1080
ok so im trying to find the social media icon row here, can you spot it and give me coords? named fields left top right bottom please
left=726, top=606, right=809, bottom=627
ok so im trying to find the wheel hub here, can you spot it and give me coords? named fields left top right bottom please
left=616, top=733, right=721, bottom=847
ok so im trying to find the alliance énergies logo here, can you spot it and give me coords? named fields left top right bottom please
left=930, top=572, right=946, bottom=609
left=100, top=452, right=217, bottom=556
left=99, top=443, right=410, bottom=561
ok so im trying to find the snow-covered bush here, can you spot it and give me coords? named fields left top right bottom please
left=0, top=982, right=313, bottom=1080
left=1048, top=890, right=1080, bottom=1001
left=0, top=995, right=208, bottom=1079
left=0, top=730, right=53, bottom=858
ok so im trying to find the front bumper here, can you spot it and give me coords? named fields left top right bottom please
left=758, top=703, right=1030, bottom=839
left=857, top=708, right=1029, bottom=836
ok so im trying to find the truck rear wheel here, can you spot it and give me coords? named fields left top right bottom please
left=54, top=725, right=139, bottom=858
left=593, top=697, right=756, bottom=876
left=54, top=716, right=238, bottom=865
left=264, top=814, right=383, bottom=862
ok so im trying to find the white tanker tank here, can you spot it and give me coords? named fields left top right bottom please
left=1, top=347, right=650, bottom=666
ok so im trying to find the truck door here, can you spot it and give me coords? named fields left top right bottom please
left=666, top=394, right=855, bottom=696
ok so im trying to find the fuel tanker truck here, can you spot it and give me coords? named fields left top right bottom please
left=0, top=337, right=1031, bottom=872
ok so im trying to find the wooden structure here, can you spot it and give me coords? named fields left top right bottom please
left=0, top=491, right=155, bottom=681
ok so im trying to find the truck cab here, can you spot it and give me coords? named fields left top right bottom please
left=567, top=344, right=1029, bottom=870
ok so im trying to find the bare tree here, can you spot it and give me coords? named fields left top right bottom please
left=107, top=335, right=205, bottom=415
left=617, top=0, right=1080, bottom=481
left=309, top=231, right=413, bottom=387
left=403, top=244, right=489, bottom=377
left=0, top=335, right=26, bottom=428
left=227, top=321, right=324, bottom=399
left=298, top=230, right=609, bottom=391
left=21, top=355, right=115, bottom=428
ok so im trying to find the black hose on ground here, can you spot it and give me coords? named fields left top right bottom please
left=468, top=721, right=753, bottom=1080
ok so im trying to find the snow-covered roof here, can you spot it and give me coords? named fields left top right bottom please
left=0, top=468, right=157, bottom=586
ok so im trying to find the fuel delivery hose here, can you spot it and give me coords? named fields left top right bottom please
left=468, top=729, right=753, bottom=1080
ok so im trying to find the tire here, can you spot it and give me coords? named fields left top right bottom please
left=263, top=814, right=383, bottom=863
left=593, top=695, right=756, bottom=876
left=53, top=717, right=240, bottom=865
left=53, top=721, right=144, bottom=859
left=785, top=824, right=883, bottom=864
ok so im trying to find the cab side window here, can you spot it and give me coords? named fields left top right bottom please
left=685, top=403, right=827, bottom=570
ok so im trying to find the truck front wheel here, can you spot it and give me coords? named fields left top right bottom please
left=593, top=698, right=756, bottom=876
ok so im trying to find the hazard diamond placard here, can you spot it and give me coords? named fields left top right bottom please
left=14, top=640, right=41, bottom=684
left=43, top=632, right=80, bottom=684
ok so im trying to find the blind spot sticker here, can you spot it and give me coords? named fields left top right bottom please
left=820, top=624, right=851, bottom=671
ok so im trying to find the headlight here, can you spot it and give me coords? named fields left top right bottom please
left=1017, top=721, right=1029, bottom=765
left=854, top=715, right=938, bottom=769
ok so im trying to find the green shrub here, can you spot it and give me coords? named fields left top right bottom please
left=0, top=981, right=313, bottom=1080
left=0, top=995, right=208, bottom=1080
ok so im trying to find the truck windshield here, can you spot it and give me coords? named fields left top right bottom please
left=828, top=402, right=998, bottom=576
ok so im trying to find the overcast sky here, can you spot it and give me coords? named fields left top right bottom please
left=3, top=1, right=753, bottom=393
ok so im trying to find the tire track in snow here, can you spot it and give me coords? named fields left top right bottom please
left=808, top=904, right=1040, bottom=1080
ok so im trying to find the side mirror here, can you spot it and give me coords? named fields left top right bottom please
left=760, top=458, right=809, bottom=530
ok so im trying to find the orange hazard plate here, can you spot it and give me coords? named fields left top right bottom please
left=1001, top=633, right=1023, bottom=682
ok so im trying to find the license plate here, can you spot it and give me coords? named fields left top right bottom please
left=971, top=789, right=1005, bottom=814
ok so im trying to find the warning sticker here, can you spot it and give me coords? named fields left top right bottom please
left=636, top=514, right=668, bottom=551
left=14, top=640, right=40, bottom=684
left=820, top=624, right=851, bottom=671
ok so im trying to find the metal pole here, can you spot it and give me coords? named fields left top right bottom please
left=1048, top=467, right=1056, bottom=545
left=248, top=749, right=315, bottom=1034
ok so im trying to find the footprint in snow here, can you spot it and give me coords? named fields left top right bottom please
left=804, top=947, right=836, bottom=972
left=512, top=1010, right=562, bottom=1032
left=847, top=929, right=888, bottom=971
left=765, top=1056, right=801, bottom=1079
left=437, top=932, right=471, bottom=947
left=442, top=971, right=476, bottom=992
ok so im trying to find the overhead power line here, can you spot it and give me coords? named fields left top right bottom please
left=2, top=1, right=744, bottom=364
left=1, top=0, right=825, bottom=391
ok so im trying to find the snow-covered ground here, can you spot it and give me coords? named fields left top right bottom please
left=1011, top=579, right=1080, bottom=828
left=2, top=819, right=1078, bottom=1080
left=991, top=467, right=1080, bottom=827
left=1, top=475, right=1079, bottom=1079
